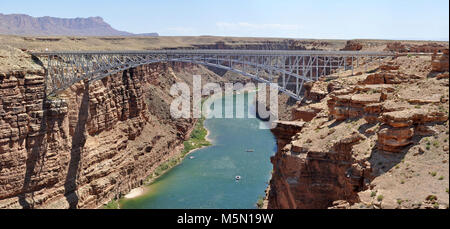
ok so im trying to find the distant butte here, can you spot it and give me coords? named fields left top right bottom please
left=0, top=13, right=159, bottom=37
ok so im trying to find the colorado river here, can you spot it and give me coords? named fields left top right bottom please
left=120, top=92, right=277, bottom=209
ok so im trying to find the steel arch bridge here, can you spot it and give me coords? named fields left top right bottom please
left=32, top=50, right=393, bottom=100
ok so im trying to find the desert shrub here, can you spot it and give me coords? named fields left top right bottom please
left=371, top=191, right=377, bottom=197
left=256, top=196, right=265, bottom=209
left=377, top=195, right=384, bottom=202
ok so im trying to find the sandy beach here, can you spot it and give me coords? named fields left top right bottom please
left=124, top=187, right=146, bottom=199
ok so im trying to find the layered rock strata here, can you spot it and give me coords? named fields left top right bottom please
left=268, top=55, right=449, bottom=209
left=0, top=63, right=197, bottom=209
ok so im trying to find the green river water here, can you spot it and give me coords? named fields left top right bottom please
left=120, top=92, right=277, bottom=209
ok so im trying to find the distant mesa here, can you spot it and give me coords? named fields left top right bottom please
left=0, top=13, right=159, bottom=37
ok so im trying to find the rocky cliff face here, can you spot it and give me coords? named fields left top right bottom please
left=0, top=59, right=199, bottom=208
left=268, top=118, right=372, bottom=209
left=385, top=42, right=448, bottom=53
left=268, top=54, right=449, bottom=209
left=341, top=40, right=363, bottom=51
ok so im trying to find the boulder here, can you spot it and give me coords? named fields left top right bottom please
left=431, top=49, right=449, bottom=72
left=378, top=126, right=414, bottom=152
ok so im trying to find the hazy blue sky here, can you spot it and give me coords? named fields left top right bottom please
left=1, top=0, right=449, bottom=40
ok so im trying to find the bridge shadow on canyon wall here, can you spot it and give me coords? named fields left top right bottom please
left=18, top=104, right=48, bottom=209
left=18, top=82, right=89, bottom=209
left=64, top=83, right=89, bottom=209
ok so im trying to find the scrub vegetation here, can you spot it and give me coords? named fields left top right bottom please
left=145, top=116, right=211, bottom=184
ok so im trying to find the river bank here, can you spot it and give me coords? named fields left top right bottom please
left=123, top=117, right=212, bottom=200
left=103, top=115, right=211, bottom=209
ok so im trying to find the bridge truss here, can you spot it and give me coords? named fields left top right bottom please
left=32, top=50, right=393, bottom=100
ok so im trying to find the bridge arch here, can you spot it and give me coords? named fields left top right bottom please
left=32, top=50, right=393, bottom=100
